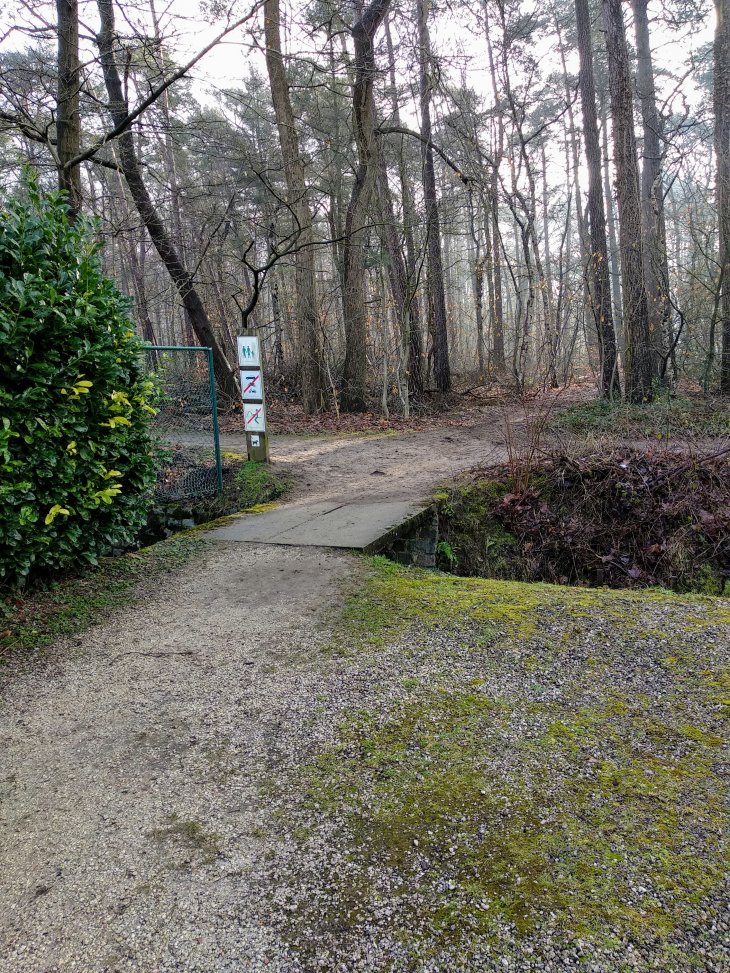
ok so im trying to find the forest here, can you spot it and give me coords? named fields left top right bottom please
left=0, top=0, right=728, bottom=414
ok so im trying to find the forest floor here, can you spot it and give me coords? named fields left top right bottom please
left=1, top=396, right=728, bottom=972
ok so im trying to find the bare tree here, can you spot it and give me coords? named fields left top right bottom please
left=417, top=0, right=450, bottom=392
left=264, top=0, right=324, bottom=412
left=715, top=0, right=730, bottom=393
left=341, top=0, right=392, bottom=411
left=95, top=0, right=238, bottom=401
left=575, top=0, right=620, bottom=397
left=601, top=0, right=653, bottom=401
left=632, top=0, right=671, bottom=379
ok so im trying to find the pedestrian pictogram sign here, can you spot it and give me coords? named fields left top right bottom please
left=240, top=369, right=263, bottom=402
left=237, top=335, right=261, bottom=368
left=244, top=403, right=266, bottom=432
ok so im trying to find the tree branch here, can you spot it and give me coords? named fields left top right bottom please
left=376, top=125, right=477, bottom=184
left=63, top=3, right=264, bottom=172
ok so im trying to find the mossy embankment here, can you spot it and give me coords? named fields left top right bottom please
left=143, top=456, right=288, bottom=541
left=281, top=559, right=730, bottom=969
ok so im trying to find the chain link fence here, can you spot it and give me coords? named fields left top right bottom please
left=143, top=346, right=224, bottom=501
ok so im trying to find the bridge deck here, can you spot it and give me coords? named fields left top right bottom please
left=207, top=500, right=430, bottom=553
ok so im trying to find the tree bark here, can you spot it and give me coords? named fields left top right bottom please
left=56, top=0, right=82, bottom=217
left=468, top=191, right=485, bottom=373
left=600, top=91, right=624, bottom=346
left=715, top=0, right=730, bottom=393
left=485, top=35, right=506, bottom=373
left=417, top=0, right=450, bottom=393
left=632, top=0, right=671, bottom=379
left=601, top=0, right=654, bottom=401
left=341, top=0, right=392, bottom=411
left=384, top=14, right=424, bottom=395
left=94, top=0, right=238, bottom=402
left=575, top=0, right=620, bottom=397
left=264, top=0, right=324, bottom=412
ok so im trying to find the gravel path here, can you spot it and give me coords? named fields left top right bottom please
left=0, top=544, right=353, bottom=972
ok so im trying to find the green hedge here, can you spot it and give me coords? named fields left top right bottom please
left=0, top=178, right=159, bottom=589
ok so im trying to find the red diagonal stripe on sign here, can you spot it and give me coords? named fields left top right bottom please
left=243, top=374, right=260, bottom=395
left=248, top=407, right=262, bottom=425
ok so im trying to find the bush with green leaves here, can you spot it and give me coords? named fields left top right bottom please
left=0, top=178, right=159, bottom=589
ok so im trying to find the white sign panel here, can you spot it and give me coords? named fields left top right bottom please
left=237, top=335, right=261, bottom=368
left=244, top=403, right=266, bottom=432
left=240, top=369, right=263, bottom=402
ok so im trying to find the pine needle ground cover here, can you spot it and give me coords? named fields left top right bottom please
left=266, top=560, right=730, bottom=972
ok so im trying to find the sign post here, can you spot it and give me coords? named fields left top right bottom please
left=237, top=334, right=270, bottom=462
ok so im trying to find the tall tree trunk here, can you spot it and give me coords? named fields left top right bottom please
left=541, top=142, right=558, bottom=387
left=384, top=15, right=424, bottom=395
left=56, top=0, right=82, bottom=217
left=148, top=0, right=194, bottom=345
left=469, top=191, right=485, bottom=373
left=632, top=0, right=671, bottom=379
left=94, top=0, right=238, bottom=402
left=601, top=0, right=654, bottom=401
left=484, top=17, right=506, bottom=372
left=341, top=0, right=392, bottom=411
left=600, top=91, right=624, bottom=346
left=417, top=0, right=451, bottom=392
left=264, top=0, right=324, bottom=412
left=575, top=0, right=620, bottom=397
left=553, top=5, right=592, bottom=315
left=715, top=0, right=730, bottom=393
left=482, top=199, right=496, bottom=372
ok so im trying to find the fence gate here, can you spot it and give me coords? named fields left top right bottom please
left=143, top=345, right=224, bottom=501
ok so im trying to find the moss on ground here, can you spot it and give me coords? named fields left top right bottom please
left=152, top=812, right=222, bottom=864
left=295, top=559, right=730, bottom=964
left=234, top=461, right=288, bottom=508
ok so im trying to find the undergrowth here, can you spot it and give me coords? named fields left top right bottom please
left=553, top=395, right=730, bottom=440
left=437, top=450, right=730, bottom=594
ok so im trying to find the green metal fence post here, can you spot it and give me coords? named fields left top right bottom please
left=206, top=346, right=224, bottom=494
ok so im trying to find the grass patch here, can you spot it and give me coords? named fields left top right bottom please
left=0, top=531, right=207, bottom=660
left=234, top=460, right=288, bottom=508
left=553, top=394, right=730, bottom=440
left=336, top=556, right=729, bottom=650
left=152, top=812, right=222, bottom=864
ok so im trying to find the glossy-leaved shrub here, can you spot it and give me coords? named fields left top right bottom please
left=0, top=178, right=159, bottom=589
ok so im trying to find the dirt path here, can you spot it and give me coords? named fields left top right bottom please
left=259, top=408, right=513, bottom=504
left=2, top=416, right=728, bottom=971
